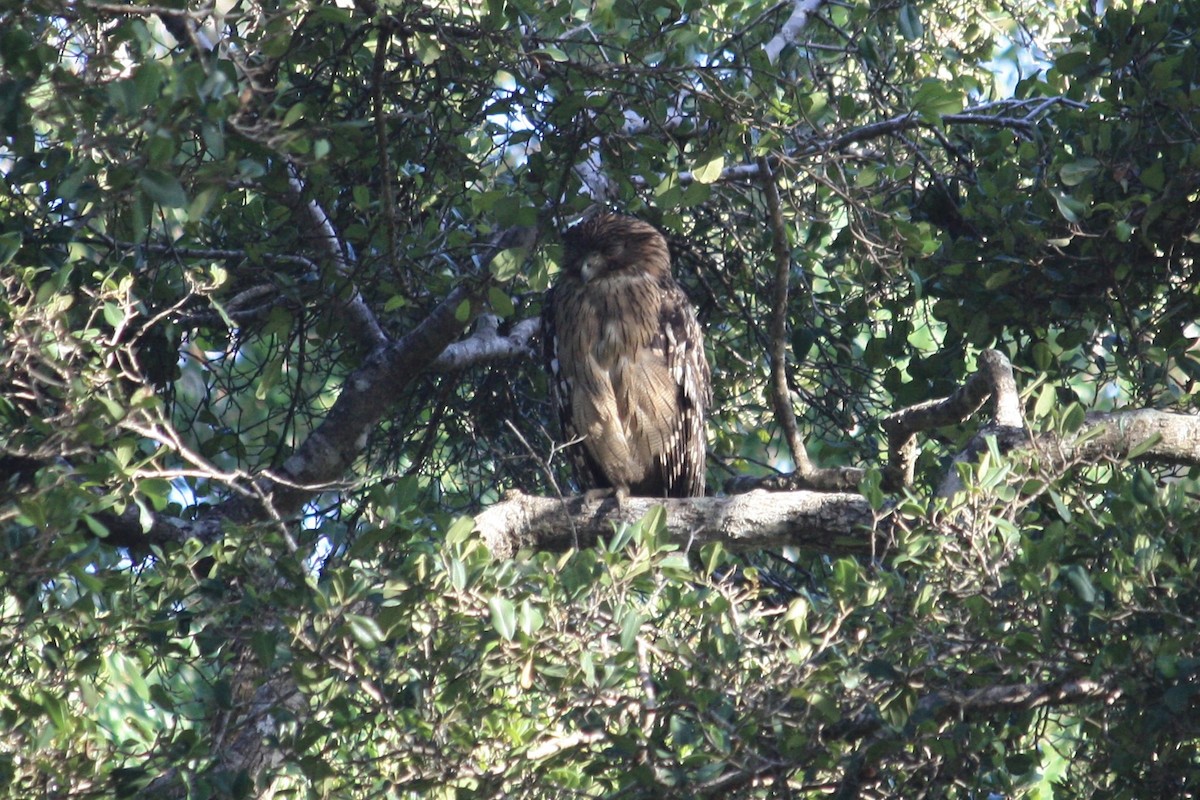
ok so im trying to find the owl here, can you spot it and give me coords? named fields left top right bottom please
left=542, top=213, right=711, bottom=499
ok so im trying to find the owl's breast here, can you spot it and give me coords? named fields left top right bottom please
left=583, top=276, right=661, bottom=365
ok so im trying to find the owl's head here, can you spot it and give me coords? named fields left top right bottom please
left=562, top=213, right=671, bottom=283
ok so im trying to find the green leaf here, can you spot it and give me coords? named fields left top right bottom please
left=1131, top=468, right=1158, bottom=506
left=692, top=155, right=724, bottom=184
left=911, top=81, right=962, bottom=121
left=640, top=504, right=667, bottom=541
left=1126, top=433, right=1162, bottom=460
left=103, top=301, right=125, bottom=328
left=1061, top=403, right=1087, bottom=433
left=701, top=542, right=726, bottom=576
left=140, top=168, right=188, bottom=208
left=1050, top=189, right=1087, bottom=223
left=898, top=4, right=923, bottom=41
left=489, top=247, right=524, bottom=281
left=0, top=231, right=19, bottom=266
left=487, top=286, right=514, bottom=317
left=445, top=516, right=475, bottom=546
left=1031, top=342, right=1053, bottom=371
left=1033, top=384, right=1057, bottom=420
left=1140, top=161, right=1165, bottom=191
left=38, top=690, right=70, bottom=732
left=1049, top=490, right=1072, bottom=523
left=82, top=513, right=110, bottom=538
left=281, top=102, right=306, bottom=129
left=518, top=600, right=544, bottom=635
left=619, top=609, right=643, bottom=651
left=1063, top=564, right=1097, bottom=605
left=607, top=521, right=636, bottom=552
left=1059, top=157, right=1101, bottom=186
left=489, top=595, right=517, bottom=640
left=346, top=614, right=385, bottom=649
left=1163, top=684, right=1195, bottom=714
left=449, top=557, right=468, bottom=590
left=533, top=46, right=568, bottom=62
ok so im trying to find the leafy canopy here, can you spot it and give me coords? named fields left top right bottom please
left=2, top=0, right=1200, bottom=797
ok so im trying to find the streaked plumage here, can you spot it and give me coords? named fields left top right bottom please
left=542, top=214, right=710, bottom=499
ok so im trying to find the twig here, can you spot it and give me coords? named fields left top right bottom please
left=371, top=22, right=399, bottom=272
left=503, top=420, right=578, bottom=548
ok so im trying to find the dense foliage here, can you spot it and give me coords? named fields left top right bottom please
left=2, top=0, right=1199, bottom=797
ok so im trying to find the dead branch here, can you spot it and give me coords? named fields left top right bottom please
left=283, top=165, right=390, bottom=353
left=882, top=348, right=1022, bottom=491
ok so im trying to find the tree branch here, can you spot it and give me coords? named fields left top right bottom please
left=828, top=675, right=1121, bottom=797
left=882, top=349, right=1020, bottom=490
left=428, top=315, right=540, bottom=372
left=763, top=0, right=829, bottom=63
left=283, top=165, right=390, bottom=353
left=240, top=225, right=538, bottom=521
left=631, top=98, right=1088, bottom=189
left=483, top=347, right=1200, bottom=556
left=474, top=489, right=878, bottom=560
left=759, top=156, right=815, bottom=476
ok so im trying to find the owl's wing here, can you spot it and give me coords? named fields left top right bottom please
left=653, top=279, right=711, bottom=497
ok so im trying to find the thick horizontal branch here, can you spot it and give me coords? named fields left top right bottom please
left=474, top=489, right=878, bottom=560
left=479, top=402, right=1200, bottom=559
left=1072, top=408, right=1200, bottom=466
left=831, top=674, right=1121, bottom=744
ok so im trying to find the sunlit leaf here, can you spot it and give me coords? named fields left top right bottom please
left=488, top=596, right=517, bottom=640
left=692, top=155, right=724, bottom=184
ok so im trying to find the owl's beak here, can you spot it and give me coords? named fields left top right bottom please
left=580, top=254, right=603, bottom=282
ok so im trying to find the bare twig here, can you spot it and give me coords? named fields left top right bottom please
left=504, top=418, right=579, bottom=548
left=371, top=22, right=399, bottom=271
